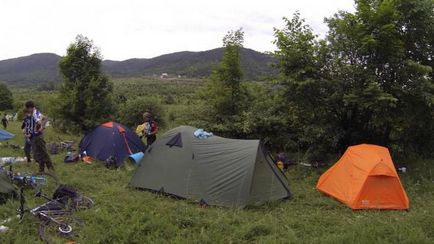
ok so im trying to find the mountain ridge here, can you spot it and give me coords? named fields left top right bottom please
left=0, top=47, right=276, bottom=87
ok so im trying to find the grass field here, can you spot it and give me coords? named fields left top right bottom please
left=0, top=120, right=433, bottom=243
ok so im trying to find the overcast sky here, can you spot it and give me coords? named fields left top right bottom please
left=0, top=0, right=354, bottom=61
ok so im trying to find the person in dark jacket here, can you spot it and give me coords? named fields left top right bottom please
left=21, top=109, right=33, bottom=162
left=25, top=101, right=54, bottom=173
left=1, top=114, right=8, bottom=129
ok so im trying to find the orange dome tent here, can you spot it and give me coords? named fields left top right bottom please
left=316, top=144, right=409, bottom=210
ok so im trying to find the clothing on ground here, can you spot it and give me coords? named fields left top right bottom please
left=193, top=129, right=213, bottom=139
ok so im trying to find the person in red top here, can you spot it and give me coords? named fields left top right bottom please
left=142, top=112, right=158, bottom=146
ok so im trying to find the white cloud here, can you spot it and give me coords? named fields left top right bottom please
left=0, top=0, right=354, bottom=60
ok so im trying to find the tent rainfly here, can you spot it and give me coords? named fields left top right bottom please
left=130, top=126, right=291, bottom=208
left=0, top=170, right=16, bottom=199
left=0, top=130, right=15, bottom=141
left=317, top=144, right=409, bottom=210
left=79, top=122, right=145, bottom=167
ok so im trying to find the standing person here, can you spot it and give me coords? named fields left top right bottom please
left=24, top=101, right=54, bottom=173
left=1, top=114, right=8, bottom=129
left=21, top=109, right=33, bottom=163
left=139, top=112, right=158, bottom=146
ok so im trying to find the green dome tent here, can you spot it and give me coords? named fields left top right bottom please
left=130, top=126, right=291, bottom=208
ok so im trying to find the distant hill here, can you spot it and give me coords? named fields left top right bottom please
left=0, top=53, right=62, bottom=87
left=0, top=48, right=276, bottom=87
left=103, top=48, right=276, bottom=80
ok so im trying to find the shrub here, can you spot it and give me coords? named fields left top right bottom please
left=0, top=83, right=13, bottom=111
left=117, top=97, right=165, bottom=128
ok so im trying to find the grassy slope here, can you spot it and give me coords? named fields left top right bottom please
left=0, top=121, right=433, bottom=244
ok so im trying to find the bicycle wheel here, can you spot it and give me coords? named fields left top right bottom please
left=65, top=195, right=94, bottom=211
left=75, top=196, right=94, bottom=210
left=33, top=171, right=60, bottom=196
left=38, top=215, right=83, bottom=243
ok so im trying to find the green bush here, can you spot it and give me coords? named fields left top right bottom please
left=117, top=97, right=165, bottom=129
left=0, top=83, right=13, bottom=111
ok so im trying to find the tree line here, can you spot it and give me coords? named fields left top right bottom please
left=190, top=0, right=434, bottom=159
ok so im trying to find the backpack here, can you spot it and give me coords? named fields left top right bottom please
left=105, top=156, right=118, bottom=169
left=52, top=184, right=79, bottom=202
left=275, top=152, right=295, bottom=169
left=64, top=153, right=79, bottom=163
left=49, top=143, right=59, bottom=155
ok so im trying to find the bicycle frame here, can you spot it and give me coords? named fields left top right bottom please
left=15, top=182, right=93, bottom=242
left=3, top=165, right=48, bottom=188
left=14, top=175, right=47, bottom=186
left=19, top=188, right=73, bottom=232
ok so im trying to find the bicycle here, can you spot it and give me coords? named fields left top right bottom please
left=1, top=165, right=59, bottom=195
left=18, top=186, right=94, bottom=243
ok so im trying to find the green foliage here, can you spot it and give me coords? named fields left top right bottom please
left=193, top=29, right=253, bottom=137
left=11, top=89, right=57, bottom=121
left=272, top=13, right=338, bottom=159
left=112, top=77, right=201, bottom=105
left=271, top=1, right=434, bottom=158
left=325, top=0, right=434, bottom=156
left=235, top=82, right=296, bottom=150
left=208, top=28, right=245, bottom=117
left=0, top=83, right=13, bottom=111
left=117, top=97, right=165, bottom=128
left=273, top=12, right=318, bottom=80
left=55, top=35, right=114, bottom=132
left=37, top=81, right=58, bottom=91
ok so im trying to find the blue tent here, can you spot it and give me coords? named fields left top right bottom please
left=0, top=130, right=15, bottom=141
left=79, top=122, right=146, bottom=166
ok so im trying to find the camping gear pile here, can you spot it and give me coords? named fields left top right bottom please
left=49, top=141, right=74, bottom=155
left=64, top=152, right=80, bottom=163
left=193, top=129, right=213, bottom=139
left=0, top=157, right=27, bottom=166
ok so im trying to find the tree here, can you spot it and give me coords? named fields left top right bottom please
left=0, top=83, right=13, bottom=111
left=324, top=0, right=434, bottom=155
left=272, top=13, right=340, bottom=159
left=56, top=35, right=114, bottom=132
left=195, top=29, right=250, bottom=136
left=217, top=28, right=245, bottom=115
left=273, top=1, right=434, bottom=159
